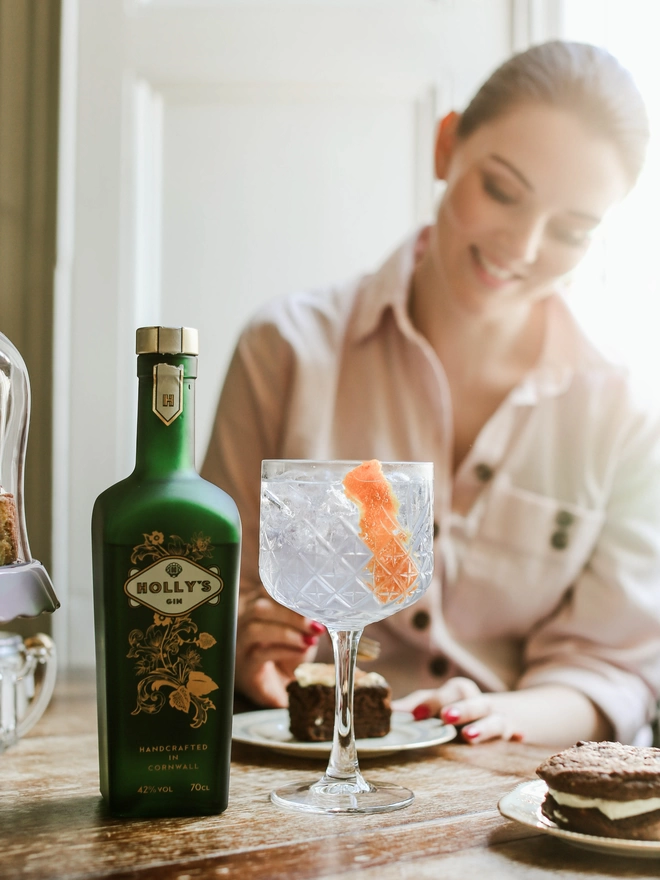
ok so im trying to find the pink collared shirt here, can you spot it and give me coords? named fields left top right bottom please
left=202, top=232, right=660, bottom=743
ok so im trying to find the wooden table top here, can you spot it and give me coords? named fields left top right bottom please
left=2, top=671, right=658, bottom=879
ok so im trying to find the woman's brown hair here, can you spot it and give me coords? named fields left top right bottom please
left=457, top=40, right=649, bottom=187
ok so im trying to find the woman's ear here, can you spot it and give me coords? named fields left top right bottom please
left=434, top=111, right=461, bottom=180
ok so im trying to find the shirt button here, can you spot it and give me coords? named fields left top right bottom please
left=429, top=656, right=448, bottom=677
left=556, top=510, right=574, bottom=527
left=551, top=530, right=569, bottom=550
left=474, top=463, right=494, bottom=482
left=412, top=610, right=430, bottom=630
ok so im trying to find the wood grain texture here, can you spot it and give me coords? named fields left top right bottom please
left=0, top=671, right=652, bottom=879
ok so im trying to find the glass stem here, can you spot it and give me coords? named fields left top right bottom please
left=325, top=628, right=369, bottom=789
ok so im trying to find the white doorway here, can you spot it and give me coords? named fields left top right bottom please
left=54, top=0, right=528, bottom=666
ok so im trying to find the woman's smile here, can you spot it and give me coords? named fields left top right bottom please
left=470, top=246, right=525, bottom=289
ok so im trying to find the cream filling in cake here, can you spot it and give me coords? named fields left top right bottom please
left=548, top=788, right=660, bottom=821
left=293, top=662, right=387, bottom=689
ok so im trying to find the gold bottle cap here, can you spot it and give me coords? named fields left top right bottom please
left=136, top=327, right=198, bottom=355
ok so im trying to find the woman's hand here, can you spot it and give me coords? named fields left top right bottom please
left=392, top=677, right=523, bottom=744
left=235, top=593, right=324, bottom=708
left=393, top=678, right=613, bottom=746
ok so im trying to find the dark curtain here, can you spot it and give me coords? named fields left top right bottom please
left=0, top=0, right=61, bottom=635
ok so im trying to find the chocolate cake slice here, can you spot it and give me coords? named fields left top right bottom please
left=536, top=740, right=660, bottom=840
left=287, top=662, right=392, bottom=742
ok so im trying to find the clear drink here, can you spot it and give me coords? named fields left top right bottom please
left=260, top=465, right=434, bottom=628
left=259, top=459, right=434, bottom=815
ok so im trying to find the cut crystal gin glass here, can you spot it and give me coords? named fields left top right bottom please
left=259, top=459, right=434, bottom=814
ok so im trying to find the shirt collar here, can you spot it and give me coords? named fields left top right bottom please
left=507, top=294, right=613, bottom=404
left=350, top=228, right=601, bottom=404
left=349, top=229, right=423, bottom=343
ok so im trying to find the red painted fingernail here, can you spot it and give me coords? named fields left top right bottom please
left=302, top=634, right=318, bottom=646
left=462, top=726, right=479, bottom=741
left=510, top=732, right=525, bottom=742
left=412, top=704, right=432, bottom=721
left=309, top=622, right=325, bottom=634
left=442, top=708, right=460, bottom=724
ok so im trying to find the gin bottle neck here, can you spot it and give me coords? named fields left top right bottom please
left=134, top=353, right=197, bottom=477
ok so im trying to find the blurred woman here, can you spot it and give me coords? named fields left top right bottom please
left=202, top=41, right=660, bottom=746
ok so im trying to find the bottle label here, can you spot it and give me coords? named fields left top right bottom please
left=124, top=531, right=223, bottom=617
left=123, top=531, right=225, bottom=729
left=152, top=363, right=183, bottom=425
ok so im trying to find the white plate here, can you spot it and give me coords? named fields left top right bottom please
left=498, top=779, right=660, bottom=859
left=232, top=709, right=456, bottom=758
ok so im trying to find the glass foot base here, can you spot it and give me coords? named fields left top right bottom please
left=270, top=778, right=414, bottom=814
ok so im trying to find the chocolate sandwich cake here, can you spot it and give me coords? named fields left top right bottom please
left=536, top=740, right=660, bottom=840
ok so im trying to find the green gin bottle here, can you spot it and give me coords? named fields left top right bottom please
left=92, top=326, right=241, bottom=818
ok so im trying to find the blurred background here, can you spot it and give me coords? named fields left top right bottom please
left=0, top=0, right=658, bottom=665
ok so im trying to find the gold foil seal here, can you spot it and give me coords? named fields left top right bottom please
left=136, top=327, right=198, bottom=355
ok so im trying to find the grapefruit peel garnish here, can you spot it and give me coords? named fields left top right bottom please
left=342, top=460, right=419, bottom=604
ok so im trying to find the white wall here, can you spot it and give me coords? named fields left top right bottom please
left=54, top=0, right=553, bottom=667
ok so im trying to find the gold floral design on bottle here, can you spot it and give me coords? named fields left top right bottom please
left=130, top=530, right=213, bottom=564
left=127, top=612, right=219, bottom=728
